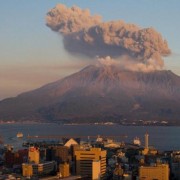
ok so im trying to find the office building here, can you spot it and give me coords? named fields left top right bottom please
left=75, top=148, right=106, bottom=179
left=92, top=160, right=101, bottom=180
left=139, top=164, right=169, bottom=180
left=28, top=147, right=39, bottom=164
left=22, top=161, right=56, bottom=177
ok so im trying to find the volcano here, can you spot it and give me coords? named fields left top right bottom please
left=0, top=64, right=180, bottom=125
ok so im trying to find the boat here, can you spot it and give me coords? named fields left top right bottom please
left=16, top=132, right=23, bottom=138
left=133, top=137, right=141, bottom=146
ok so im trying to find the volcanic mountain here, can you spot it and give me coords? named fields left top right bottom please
left=0, top=64, right=180, bottom=124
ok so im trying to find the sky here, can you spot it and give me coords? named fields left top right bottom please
left=0, top=0, right=180, bottom=100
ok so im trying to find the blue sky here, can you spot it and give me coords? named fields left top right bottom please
left=0, top=0, right=180, bottom=99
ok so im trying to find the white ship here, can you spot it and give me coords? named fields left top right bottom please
left=16, top=132, right=23, bottom=138
left=133, top=137, right=141, bottom=146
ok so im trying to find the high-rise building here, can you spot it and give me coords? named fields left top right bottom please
left=28, top=147, right=39, bottom=164
left=145, top=133, right=149, bottom=149
left=142, top=133, right=149, bottom=155
left=75, top=148, right=106, bottom=179
left=139, top=164, right=169, bottom=180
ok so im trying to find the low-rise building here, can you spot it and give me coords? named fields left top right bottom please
left=59, top=162, right=70, bottom=178
left=22, top=161, right=56, bottom=177
left=139, top=164, right=169, bottom=180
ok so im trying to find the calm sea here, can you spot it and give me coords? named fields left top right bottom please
left=0, top=123, right=180, bottom=151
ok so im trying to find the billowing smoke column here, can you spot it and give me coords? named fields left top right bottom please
left=46, top=4, right=171, bottom=69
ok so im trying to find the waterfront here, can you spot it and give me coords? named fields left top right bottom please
left=0, top=123, right=180, bottom=151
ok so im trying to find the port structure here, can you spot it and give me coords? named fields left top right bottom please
left=27, top=135, right=128, bottom=140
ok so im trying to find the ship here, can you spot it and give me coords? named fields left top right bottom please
left=133, top=137, right=141, bottom=146
left=16, top=132, right=23, bottom=138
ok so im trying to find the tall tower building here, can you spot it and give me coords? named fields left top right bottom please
left=75, top=148, right=106, bottom=179
left=28, top=147, right=39, bottom=164
left=145, top=133, right=149, bottom=149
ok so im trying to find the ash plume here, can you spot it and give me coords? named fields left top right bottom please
left=96, top=56, right=162, bottom=72
left=46, top=4, right=171, bottom=69
left=46, top=4, right=101, bottom=34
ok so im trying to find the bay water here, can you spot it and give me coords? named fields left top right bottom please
left=0, top=123, right=179, bottom=151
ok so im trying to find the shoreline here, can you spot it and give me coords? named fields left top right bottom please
left=0, top=121, right=179, bottom=127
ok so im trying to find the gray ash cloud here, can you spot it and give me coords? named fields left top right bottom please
left=46, top=4, right=171, bottom=69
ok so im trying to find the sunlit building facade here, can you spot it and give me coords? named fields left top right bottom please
left=75, top=148, right=106, bottom=179
left=139, top=164, right=169, bottom=180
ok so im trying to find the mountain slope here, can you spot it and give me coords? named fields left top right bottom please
left=0, top=65, right=180, bottom=124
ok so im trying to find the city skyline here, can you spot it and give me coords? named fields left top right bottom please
left=0, top=0, right=180, bottom=100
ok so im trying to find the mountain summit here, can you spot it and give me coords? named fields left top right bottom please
left=0, top=64, right=180, bottom=124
